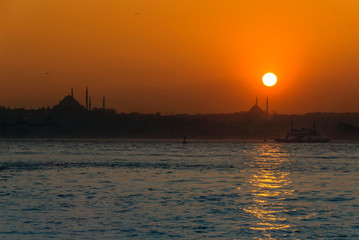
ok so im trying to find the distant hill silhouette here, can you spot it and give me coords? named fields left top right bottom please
left=0, top=95, right=359, bottom=139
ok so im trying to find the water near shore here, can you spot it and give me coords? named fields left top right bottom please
left=0, top=139, right=358, bottom=239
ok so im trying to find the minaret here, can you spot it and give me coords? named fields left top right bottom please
left=86, top=86, right=88, bottom=110
left=71, top=88, right=73, bottom=97
left=89, top=96, right=91, bottom=111
left=103, top=96, right=105, bottom=109
left=266, top=96, right=268, bottom=120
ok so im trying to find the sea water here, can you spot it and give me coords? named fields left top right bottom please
left=0, top=139, right=358, bottom=239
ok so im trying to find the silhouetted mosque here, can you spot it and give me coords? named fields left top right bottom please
left=247, top=97, right=266, bottom=118
left=53, top=87, right=106, bottom=111
left=52, top=94, right=85, bottom=111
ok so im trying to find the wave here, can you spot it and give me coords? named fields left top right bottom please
left=0, top=161, right=237, bottom=171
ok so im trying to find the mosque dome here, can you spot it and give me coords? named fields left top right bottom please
left=53, top=95, right=85, bottom=111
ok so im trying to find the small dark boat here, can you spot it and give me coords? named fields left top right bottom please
left=182, top=136, right=187, bottom=144
left=275, top=121, right=331, bottom=143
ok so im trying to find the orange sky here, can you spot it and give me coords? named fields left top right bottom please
left=1, top=0, right=359, bottom=114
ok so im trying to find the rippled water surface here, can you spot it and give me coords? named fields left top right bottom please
left=0, top=139, right=358, bottom=239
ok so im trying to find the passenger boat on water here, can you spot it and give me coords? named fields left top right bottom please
left=275, top=121, right=331, bottom=143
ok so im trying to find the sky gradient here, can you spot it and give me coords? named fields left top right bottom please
left=1, top=0, right=359, bottom=114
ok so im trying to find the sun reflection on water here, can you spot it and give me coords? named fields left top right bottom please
left=242, top=144, right=294, bottom=233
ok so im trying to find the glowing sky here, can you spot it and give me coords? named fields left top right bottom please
left=1, top=0, right=359, bottom=114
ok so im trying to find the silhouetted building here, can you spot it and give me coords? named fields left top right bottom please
left=103, top=96, right=105, bottom=109
left=53, top=95, right=85, bottom=111
left=247, top=97, right=266, bottom=118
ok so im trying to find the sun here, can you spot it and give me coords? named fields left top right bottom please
left=262, top=73, right=277, bottom=87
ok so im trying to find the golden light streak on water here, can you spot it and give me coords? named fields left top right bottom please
left=243, top=144, right=294, bottom=232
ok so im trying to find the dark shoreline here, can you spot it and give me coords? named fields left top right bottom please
left=2, top=97, right=359, bottom=139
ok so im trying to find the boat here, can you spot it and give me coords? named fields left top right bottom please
left=275, top=121, right=331, bottom=143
